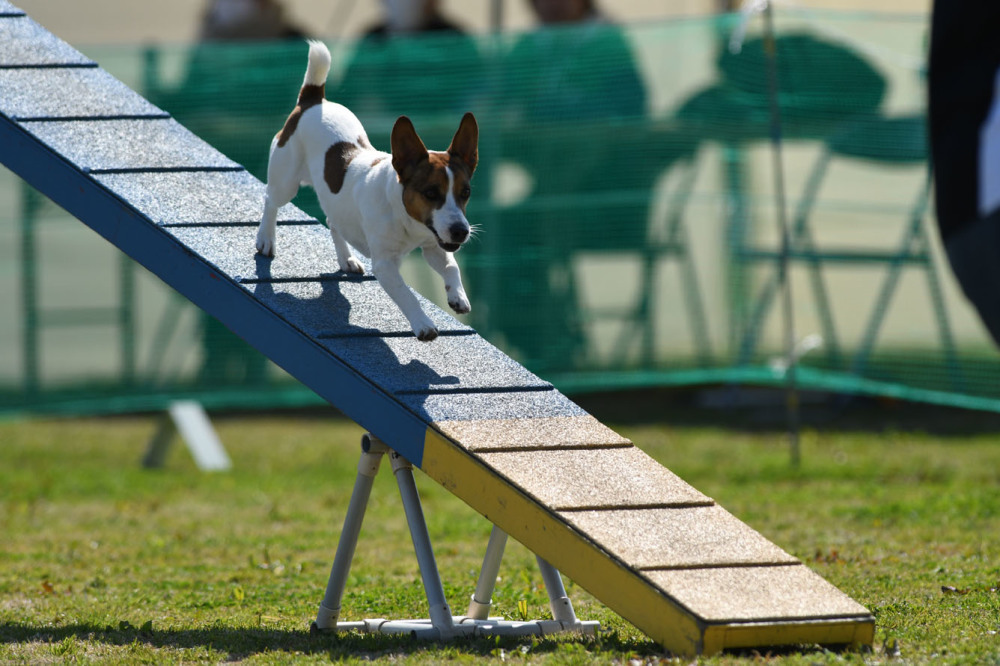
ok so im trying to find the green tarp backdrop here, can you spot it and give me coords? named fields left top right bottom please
left=4, top=9, right=998, bottom=416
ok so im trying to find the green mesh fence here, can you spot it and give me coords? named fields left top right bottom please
left=4, top=9, right=999, bottom=417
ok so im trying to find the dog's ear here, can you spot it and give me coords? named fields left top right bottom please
left=391, top=116, right=428, bottom=183
left=448, top=112, right=478, bottom=174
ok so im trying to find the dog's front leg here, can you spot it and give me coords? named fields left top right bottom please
left=372, top=255, right=438, bottom=341
left=421, top=244, right=470, bottom=315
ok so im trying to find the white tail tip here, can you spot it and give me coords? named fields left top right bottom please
left=304, top=39, right=331, bottom=87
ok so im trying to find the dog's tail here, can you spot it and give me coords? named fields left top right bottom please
left=303, top=39, right=331, bottom=89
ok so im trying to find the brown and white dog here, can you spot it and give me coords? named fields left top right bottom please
left=256, top=40, right=478, bottom=341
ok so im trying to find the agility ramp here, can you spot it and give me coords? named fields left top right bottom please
left=0, top=5, right=874, bottom=655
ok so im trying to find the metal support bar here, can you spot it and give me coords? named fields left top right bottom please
left=536, top=556, right=579, bottom=624
left=314, top=433, right=387, bottom=631
left=467, top=525, right=509, bottom=620
left=313, top=432, right=598, bottom=640
left=390, top=448, right=457, bottom=638
left=142, top=400, right=231, bottom=471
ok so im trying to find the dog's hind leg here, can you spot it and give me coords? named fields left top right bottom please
left=328, top=225, right=365, bottom=275
left=421, top=243, right=470, bottom=314
left=256, top=144, right=301, bottom=257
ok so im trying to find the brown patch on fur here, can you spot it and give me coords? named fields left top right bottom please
left=400, top=152, right=457, bottom=225
left=447, top=112, right=479, bottom=174
left=276, top=83, right=325, bottom=148
left=371, top=155, right=387, bottom=167
left=324, top=141, right=362, bottom=194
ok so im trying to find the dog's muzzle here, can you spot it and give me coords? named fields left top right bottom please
left=429, top=220, right=469, bottom=253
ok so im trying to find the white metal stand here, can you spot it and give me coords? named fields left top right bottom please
left=142, top=400, right=231, bottom=472
left=312, top=433, right=599, bottom=640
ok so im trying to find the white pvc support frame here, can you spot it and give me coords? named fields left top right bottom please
left=536, top=555, right=579, bottom=624
left=314, top=433, right=387, bottom=631
left=467, top=525, right=508, bottom=620
left=312, top=433, right=600, bottom=640
left=143, top=400, right=231, bottom=472
left=389, top=449, right=458, bottom=637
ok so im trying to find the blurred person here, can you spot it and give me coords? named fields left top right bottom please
left=148, top=0, right=310, bottom=387
left=529, top=0, right=597, bottom=25
left=466, top=0, right=650, bottom=371
left=363, top=0, right=466, bottom=37
left=929, top=1, right=1000, bottom=347
left=199, top=0, right=306, bottom=41
left=154, top=0, right=310, bottom=175
left=333, top=0, right=480, bottom=124
left=502, top=0, right=646, bottom=122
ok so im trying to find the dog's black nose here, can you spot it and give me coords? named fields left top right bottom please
left=449, top=223, right=469, bottom=243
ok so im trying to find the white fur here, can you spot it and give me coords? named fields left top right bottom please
left=302, top=39, right=330, bottom=88
left=256, top=41, right=472, bottom=342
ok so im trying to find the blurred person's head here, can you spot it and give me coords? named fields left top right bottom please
left=529, top=0, right=596, bottom=24
left=200, top=0, right=303, bottom=40
left=381, top=0, right=439, bottom=34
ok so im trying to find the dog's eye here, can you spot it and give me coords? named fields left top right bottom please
left=458, top=186, right=471, bottom=201
left=423, top=187, right=442, bottom=202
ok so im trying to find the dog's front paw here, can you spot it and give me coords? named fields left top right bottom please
left=415, top=324, right=439, bottom=342
left=446, top=286, right=471, bottom=315
left=449, top=295, right=471, bottom=315
left=255, top=230, right=276, bottom=257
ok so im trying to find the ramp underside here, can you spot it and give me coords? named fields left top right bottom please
left=0, top=6, right=873, bottom=655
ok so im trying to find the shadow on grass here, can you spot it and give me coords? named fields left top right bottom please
left=0, top=621, right=660, bottom=661
left=572, top=386, right=1000, bottom=436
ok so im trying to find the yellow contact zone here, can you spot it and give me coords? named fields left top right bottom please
left=702, top=618, right=876, bottom=655
left=421, top=427, right=707, bottom=655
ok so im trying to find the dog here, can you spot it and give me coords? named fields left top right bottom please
left=256, top=40, right=478, bottom=342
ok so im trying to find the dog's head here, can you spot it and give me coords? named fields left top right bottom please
left=391, top=113, right=478, bottom=252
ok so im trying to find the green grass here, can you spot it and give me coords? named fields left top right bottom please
left=2, top=405, right=1000, bottom=664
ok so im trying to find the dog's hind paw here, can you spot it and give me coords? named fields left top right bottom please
left=255, top=234, right=275, bottom=257
left=341, top=257, right=365, bottom=275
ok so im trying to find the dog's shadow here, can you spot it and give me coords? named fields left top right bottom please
left=251, top=253, right=460, bottom=402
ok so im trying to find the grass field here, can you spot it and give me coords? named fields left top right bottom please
left=2, top=398, right=1000, bottom=664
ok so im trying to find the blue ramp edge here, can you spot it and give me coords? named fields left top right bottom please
left=0, top=8, right=568, bottom=465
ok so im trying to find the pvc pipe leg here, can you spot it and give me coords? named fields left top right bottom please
left=315, top=433, right=387, bottom=631
left=467, top=525, right=508, bottom=620
left=390, top=450, right=456, bottom=636
left=536, top=556, right=579, bottom=625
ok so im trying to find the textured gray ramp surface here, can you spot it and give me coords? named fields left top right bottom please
left=0, top=7, right=875, bottom=656
left=22, top=118, right=241, bottom=171
left=1, top=68, right=165, bottom=119
left=96, top=171, right=310, bottom=224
